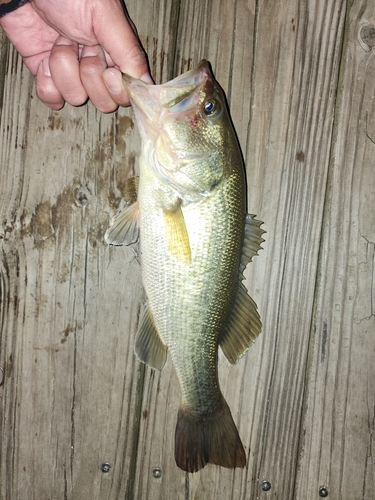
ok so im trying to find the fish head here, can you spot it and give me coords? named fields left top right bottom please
left=123, top=61, right=236, bottom=199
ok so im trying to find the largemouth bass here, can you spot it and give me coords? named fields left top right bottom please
left=105, top=60, right=265, bottom=473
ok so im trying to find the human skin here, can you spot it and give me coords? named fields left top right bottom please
left=0, top=0, right=153, bottom=111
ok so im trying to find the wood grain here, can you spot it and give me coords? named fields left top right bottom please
left=1, top=0, right=374, bottom=498
left=296, top=1, right=375, bottom=498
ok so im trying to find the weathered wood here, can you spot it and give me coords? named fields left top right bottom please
left=0, top=38, right=147, bottom=499
left=296, top=0, right=375, bottom=498
left=1, top=0, right=374, bottom=499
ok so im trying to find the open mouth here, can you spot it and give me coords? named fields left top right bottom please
left=122, top=61, right=212, bottom=139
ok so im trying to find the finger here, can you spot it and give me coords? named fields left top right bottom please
left=80, top=45, right=118, bottom=112
left=49, top=36, right=88, bottom=107
left=35, top=58, right=65, bottom=110
left=93, top=0, right=152, bottom=80
left=102, top=67, right=154, bottom=108
left=102, top=68, right=131, bottom=107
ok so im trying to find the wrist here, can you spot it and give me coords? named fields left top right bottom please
left=0, top=0, right=31, bottom=19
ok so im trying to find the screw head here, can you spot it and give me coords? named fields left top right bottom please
left=101, top=462, right=111, bottom=473
left=261, top=481, right=272, bottom=492
left=152, top=467, right=162, bottom=479
left=319, top=487, right=329, bottom=497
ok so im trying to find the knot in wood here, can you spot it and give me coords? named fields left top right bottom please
left=359, top=25, right=375, bottom=51
left=75, top=186, right=91, bottom=207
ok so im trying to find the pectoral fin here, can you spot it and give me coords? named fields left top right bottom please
left=135, top=304, right=167, bottom=370
left=105, top=201, right=139, bottom=246
left=219, top=282, right=262, bottom=364
left=163, top=206, right=191, bottom=264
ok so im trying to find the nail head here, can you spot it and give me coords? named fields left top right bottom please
left=101, top=462, right=111, bottom=473
left=261, top=480, right=271, bottom=492
left=152, top=467, right=162, bottom=479
left=319, top=487, right=329, bottom=497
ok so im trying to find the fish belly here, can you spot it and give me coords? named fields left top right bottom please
left=139, top=169, right=247, bottom=472
left=140, top=177, right=242, bottom=401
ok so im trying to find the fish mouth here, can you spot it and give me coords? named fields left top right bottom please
left=122, top=60, right=212, bottom=142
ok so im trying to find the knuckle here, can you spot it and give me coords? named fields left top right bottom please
left=50, top=44, right=77, bottom=66
left=80, top=58, right=101, bottom=78
left=96, top=101, right=118, bottom=113
left=66, top=93, right=88, bottom=107
left=36, top=83, right=64, bottom=109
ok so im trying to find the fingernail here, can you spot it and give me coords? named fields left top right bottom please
left=81, top=45, right=100, bottom=58
left=140, top=72, right=154, bottom=85
left=103, top=70, right=122, bottom=94
left=42, top=57, right=51, bottom=77
left=55, top=36, right=72, bottom=46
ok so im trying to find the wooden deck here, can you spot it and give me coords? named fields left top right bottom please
left=1, top=0, right=374, bottom=498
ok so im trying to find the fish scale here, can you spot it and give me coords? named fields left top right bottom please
left=105, top=60, right=265, bottom=472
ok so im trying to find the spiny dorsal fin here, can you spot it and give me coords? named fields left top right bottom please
left=104, top=201, right=139, bottom=246
left=219, top=284, right=261, bottom=364
left=240, top=214, right=265, bottom=273
left=163, top=205, right=191, bottom=264
left=135, top=304, right=167, bottom=370
left=219, top=214, right=264, bottom=363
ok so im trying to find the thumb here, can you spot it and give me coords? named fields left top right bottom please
left=92, top=0, right=151, bottom=81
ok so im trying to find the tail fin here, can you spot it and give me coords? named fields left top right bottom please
left=175, top=400, right=246, bottom=473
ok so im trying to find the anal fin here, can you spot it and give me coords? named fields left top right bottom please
left=135, top=304, right=167, bottom=370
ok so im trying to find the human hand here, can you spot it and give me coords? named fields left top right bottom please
left=0, top=0, right=152, bottom=111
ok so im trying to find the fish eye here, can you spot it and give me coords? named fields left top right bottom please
left=204, top=100, right=217, bottom=115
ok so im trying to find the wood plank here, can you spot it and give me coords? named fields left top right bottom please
left=240, top=1, right=348, bottom=498
left=0, top=42, right=146, bottom=499
left=132, top=2, right=259, bottom=498
left=0, top=27, right=9, bottom=121
left=296, top=1, right=375, bottom=498
left=1, top=0, right=374, bottom=498
left=159, top=0, right=346, bottom=498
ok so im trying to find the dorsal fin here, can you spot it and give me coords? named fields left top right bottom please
left=219, top=214, right=265, bottom=364
left=219, top=282, right=262, bottom=364
left=240, top=214, right=265, bottom=273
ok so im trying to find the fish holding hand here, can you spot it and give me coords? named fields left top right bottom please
left=105, top=60, right=265, bottom=473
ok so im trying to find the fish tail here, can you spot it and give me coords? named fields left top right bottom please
left=174, top=400, right=246, bottom=472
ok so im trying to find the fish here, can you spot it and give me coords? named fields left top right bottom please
left=105, top=60, right=265, bottom=473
